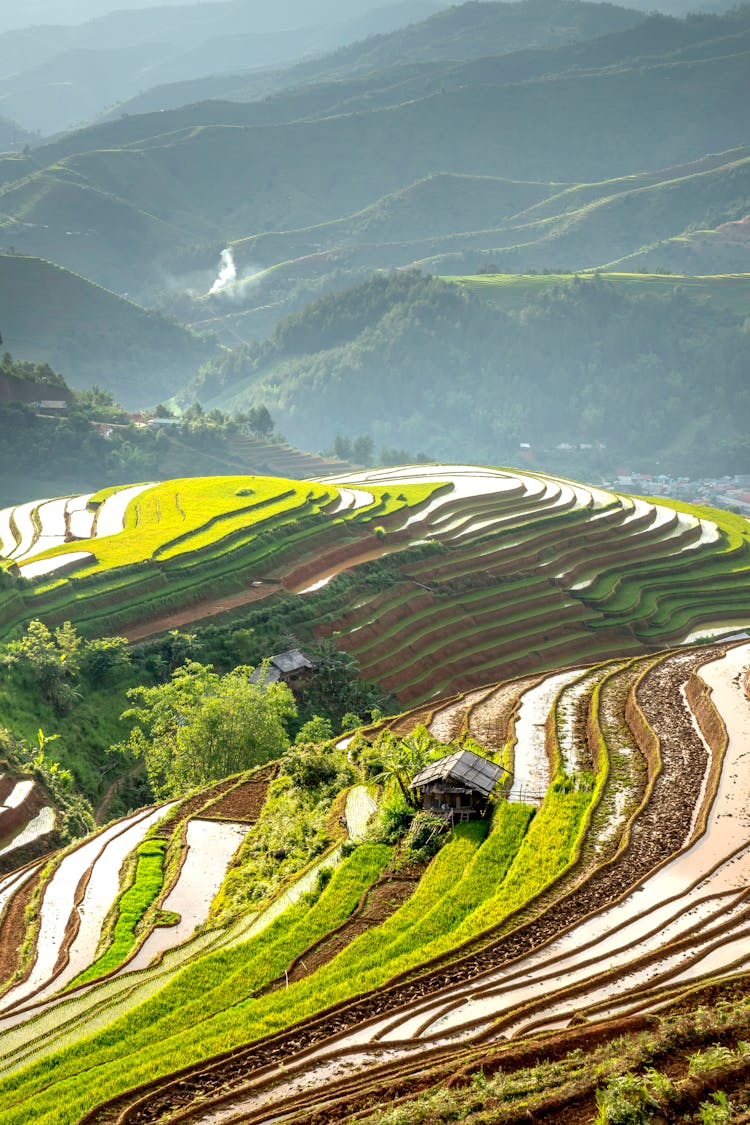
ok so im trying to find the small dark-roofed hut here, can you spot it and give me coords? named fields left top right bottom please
left=249, top=649, right=315, bottom=690
left=409, top=749, right=507, bottom=823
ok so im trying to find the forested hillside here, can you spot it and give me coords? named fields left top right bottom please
left=0, top=353, right=338, bottom=506
left=189, top=271, right=750, bottom=474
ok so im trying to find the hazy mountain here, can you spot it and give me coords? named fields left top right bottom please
left=0, top=0, right=412, bottom=34
left=0, top=0, right=446, bottom=135
left=0, top=254, right=216, bottom=403
left=99, top=8, right=750, bottom=143
left=103, top=0, right=646, bottom=118
left=212, top=146, right=748, bottom=290
left=3, top=12, right=747, bottom=300
left=1, top=0, right=747, bottom=416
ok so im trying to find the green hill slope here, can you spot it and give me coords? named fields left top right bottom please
left=3, top=5, right=749, bottom=301
left=0, top=254, right=215, bottom=405
left=220, top=145, right=750, bottom=310
left=604, top=214, right=750, bottom=274
left=449, top=270, right=750, bottom=315
left=188, top=270, right=750, bottom=473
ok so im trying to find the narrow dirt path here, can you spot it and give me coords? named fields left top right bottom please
left=125, top=583, right=278, bottom=642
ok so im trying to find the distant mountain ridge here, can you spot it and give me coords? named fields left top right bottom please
left=0, top=0, right=447, bottom=135
left=0, top=0, right=747, bottom=441
left=99, top=0, right=646, bottom=120
left=2, top=10, right=748, bottom=303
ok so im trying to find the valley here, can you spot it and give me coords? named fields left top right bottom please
left=1, top=0, right=750, bottom=1117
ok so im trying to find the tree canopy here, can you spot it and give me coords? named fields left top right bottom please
left=120, top=661, right=296, bottom=797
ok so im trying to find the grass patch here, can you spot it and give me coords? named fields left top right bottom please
left=70, top=837, right=167, bottom=986
left=446, top=272, right=750, bottom=316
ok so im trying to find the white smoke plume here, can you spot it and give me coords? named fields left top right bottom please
left=209, top=247, right=237, bottom=294
left=206, top=246, right=266, bottom=303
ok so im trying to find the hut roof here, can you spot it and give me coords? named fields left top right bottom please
left=271, top=648, right=314, bottom=674
left=249, top=648, right=314, bottom=684
left=409, top=749, right=505, bottom=798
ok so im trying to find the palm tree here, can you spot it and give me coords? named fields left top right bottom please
left=373, top=725, right=438, bottom=807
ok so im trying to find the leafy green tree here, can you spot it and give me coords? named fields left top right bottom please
left=78, top=636, right=130, bottom=684
left=246, top=404, right=274, bottom=436
left=281, top=744, right=347, bottom=793
left=352, top=435, right=375, bottom=466
left=371, top=731, right=421, bottom=808
left=2, top=619, right=82, bottom=711
left=340, top=711, right=363, bottom=732
left=294, top=715, right=334, bottom=745
left=295, top=642, right=391, bottom=729
left=331, top=434, right=352, bottom=460
left=120, top=661, right=296, bottom=797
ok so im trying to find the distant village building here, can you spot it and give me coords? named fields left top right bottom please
left=249, top=648, right=315, bottom=690
left=0, top=371, right=73, bottom=406
left=409, top=749, right=507, bottom=823
left=35, top=399, right=68, bottom=410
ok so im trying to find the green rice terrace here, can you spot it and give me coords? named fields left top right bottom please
left=2, top=634, right=750, bottom=1122
left=1, top=465, right=750, bottom=706
left=446, top=272, right=750, bottom=317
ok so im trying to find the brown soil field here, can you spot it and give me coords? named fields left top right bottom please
left=266, top=870, right=422, bottom=994
left=0, top=867, right=42, bottom=987
left=199, top=767, right=277, bottom=823
left=125, top=581, right=277, bottom=642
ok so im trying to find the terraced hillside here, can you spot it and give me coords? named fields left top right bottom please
left=1, top=465, right=749, bottom=705
left=1, top=638, right=750, bottom=1121
left=448, top=270, right=750, bottom=316
left=225, top=148, right=750, bottom=308
left=4, top=6, right=750, bottom=307
left=0, top=773, right=56, bottom=873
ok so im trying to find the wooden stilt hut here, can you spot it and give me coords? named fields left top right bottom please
left=409, top=749, right=507, bottom=824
